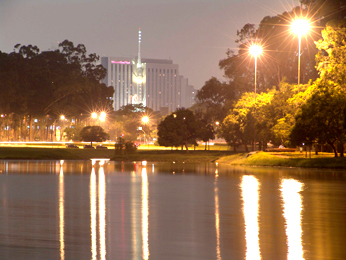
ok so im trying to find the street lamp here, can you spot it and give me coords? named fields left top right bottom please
left=91, top=112, right=107, bottom=125
left=142, top=116, right=149, bottom=124
left=91, top=112, right=97, bottom=120
left=59, top=115, right=66, bottom=141
left=99, top=112, right=106, bottom=122
left=291, top=19, right=310, bottom=86
left=249, top=45, right=262, bottom=152
left=138, top=126, right=146, bottom=146
left=249, top=44, right=262, bottom=104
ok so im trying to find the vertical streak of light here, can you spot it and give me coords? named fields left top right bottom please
left=214, top=171, right=221, bottom=260
left=281, top=179, right=304, bottom=260
left=59, top=165, right=65, bottom=260
left=241, top=175, right=261, bottom=260
left=90, top=167, right=97, bottom=260
left=131, top=170, right=139, bottom=259
left=99, top=166, right=106, bottom=260
left=141, top=167, right=149, bottom=260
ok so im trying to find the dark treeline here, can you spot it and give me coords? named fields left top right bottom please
left=0, top=40, right=114, bottom=141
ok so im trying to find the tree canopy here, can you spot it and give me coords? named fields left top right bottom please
left=79, top=126, right=109, bottom=146
left=0, top=40, right=114, bottom=141
left=157, top=108, right=212, bottom=151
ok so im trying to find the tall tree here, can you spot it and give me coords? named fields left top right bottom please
left=80, top=126, right=109, bottom=146
left=193, top=77, right=235, bottom=124
left=219, top=6, right=320, bottom=95
left=315, top=20, right=346, bottom=90
left=157, top=108, right=200, bottom=151
left=0, top=41, right=114, bottom=141
left=290, top=82, right=346, bottom=157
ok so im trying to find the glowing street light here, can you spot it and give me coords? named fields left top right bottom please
left=91, top=112, right=98, bottom=119
left=99, top=112, right=106, bottom=122
left=249, top=44, right=262, bottom=103
left=91, top=112, right=106, bottom=124
left=291, top=19, right=310, bottom=86
left=142, top=116, right=149, bottom=124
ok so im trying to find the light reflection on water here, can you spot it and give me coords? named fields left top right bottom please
left=0, top=160, right=346, bottom=260
left=90, top=167, right=97, bottom=260
left=59, top=163, right=65, bottom=260
left=281, top=179, right=304, bottom=260
left=141, top=166, right=149, bottom=260
left=214, top=171, right=221, bottom=260
left=241, top=175, right=261, bottom=260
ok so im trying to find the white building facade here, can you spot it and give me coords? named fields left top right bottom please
left=101, top=30, right=192, bottom=114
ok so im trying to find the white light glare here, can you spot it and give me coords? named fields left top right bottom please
left=291, top=19, right=310, bottom=36
left=249, top=45, right=262, bottom=57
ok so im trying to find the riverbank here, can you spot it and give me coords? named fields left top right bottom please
left=0, top=147, right=114, bottom=160
left=111, top=150, right=230, bottom=163
left=1, top=147, right=345, bottom=169
left=218, top=151, right=346, bottom=169
left=0, top=147, right=230, bottom=162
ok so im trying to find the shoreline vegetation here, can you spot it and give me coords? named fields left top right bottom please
left=0, top=146, right=346, bottom=169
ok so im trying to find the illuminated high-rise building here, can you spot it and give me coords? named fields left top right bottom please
left=101, top=30, right=186, bottom=114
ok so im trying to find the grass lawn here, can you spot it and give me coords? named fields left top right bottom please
left=218, top=151, right=346, bottom=169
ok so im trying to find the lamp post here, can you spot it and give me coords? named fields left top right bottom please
left=291, top=19, right=310, bottom=86
left=60, top=115, right=66, bottom=141
left=249, top=45, right=262, bottom=151
left=141, top=116, right=150, bottom=148
left=138, top=126, right=145, bottom=146
left=249, top=45, right=262, bottom=104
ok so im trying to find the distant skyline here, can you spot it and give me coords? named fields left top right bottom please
left=0, top=0, right=298, bottom=89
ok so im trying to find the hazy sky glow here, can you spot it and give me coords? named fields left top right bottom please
left=0, top=0, right=298, bottom=88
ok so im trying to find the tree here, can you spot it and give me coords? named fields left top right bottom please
left=315, top=20, right=346, bottom=90
left=256, top=80, right=297, bottom=147
left=0, top=41, right=114, bottom=141
left=290, top=81, right=346, bottom=157
left=110, top=104, right=157, bottom=141
left=64, top=124, right=84, bottom=141
left=300, top=0, right=346, bottom=27
left=219, top=113, right=243, bottom=152
left=79, top=126, right=109, bottom=146
left=157, top=108, right=200, bottom=151
left=220, top=90, right=275, bottom=151
left=196, top=119, right=215, bottom=150
left=193, top=77, right=235, bottom=124
left=219, top=7, right=319, bottom=94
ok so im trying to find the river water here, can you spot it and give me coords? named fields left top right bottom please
left=0, top=160, right=345, bottom=260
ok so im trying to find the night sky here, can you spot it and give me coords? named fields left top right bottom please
left=0, top=0, right=295, bottom=89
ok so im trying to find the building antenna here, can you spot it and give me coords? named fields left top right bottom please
left=137, top=28, right=142, bottom=68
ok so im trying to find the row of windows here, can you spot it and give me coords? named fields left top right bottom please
left=147, top=68, right=177, bottom=75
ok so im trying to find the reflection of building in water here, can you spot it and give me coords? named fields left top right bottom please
left=131, top=169, right=141, bottom=258
left=141, top=166, right=149, bottom=260
left=89, top=165, right=106, bottom=260
left=241, top=175, right=261, bottom=260
left=130, top=163, right=150, bottom=259
left=281, top=179, right=304, bottom=260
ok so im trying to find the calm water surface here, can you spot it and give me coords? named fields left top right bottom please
left=0, top=160, right=346, bottom=260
